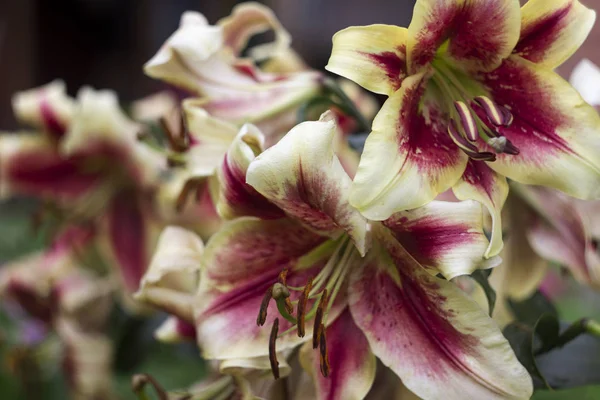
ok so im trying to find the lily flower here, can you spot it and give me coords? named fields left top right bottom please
left=0, top=81, right=168, bottom=295
left=326, top=0, right=600, bottom=258
left=0, top=226, right=116, bottom=400
left=143, top=3, right=322, bottom=139
left=193, top=113, right=531, bottom=400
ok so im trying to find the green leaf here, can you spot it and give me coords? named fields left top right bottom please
left=470, top=269, right=496, bottom=316
left=0, top=198, right=47, bottom=262
left=503, top=322, right=550, bottom=389
left=508, top=290, right=558, bottom=326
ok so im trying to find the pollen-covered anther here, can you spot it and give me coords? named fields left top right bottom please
left=454, top=101, right=478, bottom=142
left=257, top=286, right=274, bottom=326
left=487, top=136, right=520, bottom=155
left=448, top=120, right=496, bottom=162
left=297, top=277, right=314, bottom=338
left=312, top=289, right=328, bottom=349
left=319, top=325, right=330, bottom=378
left=269, top=318, right=280, bottom=379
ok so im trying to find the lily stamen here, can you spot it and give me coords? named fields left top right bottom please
left=319, top=325, right=330, bottom=378
left=454, top=101, right=478, bottom=142
left=297, top=277, right=313, bottom=337
left=269, top=318, right=280, bottom=379
left=256, top=286, right=273, bottom=326
left=313, top=289, right=328, bottom=349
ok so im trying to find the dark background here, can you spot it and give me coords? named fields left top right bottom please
left=0, top=0, right=597, bottom=126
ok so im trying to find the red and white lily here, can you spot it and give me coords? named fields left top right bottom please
left=0, top=81, right=166, bottom=295
left=193, top=113, right=531, bottom=400
left=326, top=0, right=600, bottom=259
left=0, top=226, right=116, bottom=400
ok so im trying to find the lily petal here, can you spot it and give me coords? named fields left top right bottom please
left=383, top=200, right=498, bottom=279
left=299, top=309, right=376, bottom=400
left=154, top=316, right=197, bottom=343
left=483, top=55, right=600, bottom=199
left=12, top=80, right=75, bottom=139
left=349, top=231, right=533, bottom=400
left=0, top=134, right=101, bottom=201
left=516, top=0, right=596, bottom=69
left=218, top=2, right=291, bottom=62
left=569, top=59, right=600, bottom=107
left=216, top=124, right=284, bottom=220
left=408, top=0, right=521, bottom=73
left=194, top=217, right=330, bottom=359
left=326, top=25, right=408, bottom=96
left=103, top=191, right=156, bottom=294
left=247, top=112, right=369, bottom=255
left=452, top=160, right=509, bottom=258
left=135, top=226, right=203, bottom=321
left=520, top=186, right=600, bottom=287
left=350, top=74, right=467, bottom=220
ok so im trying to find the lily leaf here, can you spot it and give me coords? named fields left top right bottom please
left=508, top=290, right=558, bottom=325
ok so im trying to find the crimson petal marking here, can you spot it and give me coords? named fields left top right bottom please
left=0, top=135, right=101, bottom=200
left=408, top=0, right=520, bottom=73
left=107, top=191, right=148, bottom=293
left=300, top=309, right=376, bottom=400
left=516, top=0, right=596, bottom=69
left=349, top=232, right=532, bottom=400
left=482, top=55, right=600, bottom=199
left=195, top=218, right=336, bottom=359
left=452, top=160, right=508, bottom=258
left=350, top=74, right=467, bottom=220
left=247, top=113, right=369, bottom=255
left=326, top=25, right=408, bottom=96
left=383, top=200, right=495, bottom=279
left=216, top=125, right=284, bottom=220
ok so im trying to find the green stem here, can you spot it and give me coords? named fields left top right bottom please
left=585, top=319, right=600, bottom=337
left=322, top=78, right=371, bottom=132
left=275, top=298, right=297, bottom=324
left=535, top=318, right=600, bottom=356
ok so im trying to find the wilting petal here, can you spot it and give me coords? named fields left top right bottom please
left=218, top=2, right=291, bottom=62
left=483, top=55, right=600, bottom=199
left=216, top=124, right=284, bottom=220
left=350, top=74, right=467, bottom=220
left=299, top=310, right=376, bottom=400
left=195, top=217, right=331, bottom=359
left=520, top=186, right=600, bottom=287
left=0, top=134, right=102, bottom=201
left=408, top=0, right=520, bottom=73
left=135, top=226, right=203, bottom=321
left=12, top=80, right=75, bottom=139
left=570, top=59, right=600, bottom=107
left=452, top=161, right=509, bottom=258
left=154, top=316, right=197, bottom=343
left=349, top=231, right=533, bottom=400
left=384, top=200, right=497, bottom=279
left=516, top=0, right=596, bottom=69
left=247, top=112, right=369, bottom=254
left=326, top=25, right=408, bottom=96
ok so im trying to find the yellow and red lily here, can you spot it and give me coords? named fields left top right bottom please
left=190, top=114, right=531, bottom=400
left=0, top=81, right=166, bottom=296
left=326, top=0, right=600, bottom=258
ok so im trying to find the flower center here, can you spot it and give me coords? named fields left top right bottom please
left=256, top=237, right=358, bottom=379
left=430, top=58, right=519, bottom=160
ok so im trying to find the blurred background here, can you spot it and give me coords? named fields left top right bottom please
left=1, top=0, right=600, bottom=399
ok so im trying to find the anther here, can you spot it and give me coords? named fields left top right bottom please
left=269, top=318, right=280, bottom=379
left=448, top=120, right=478, bottom=152
left=313, top=289, right=328, bottom=349
left=473, top=96, right=504, bottom=126
left=297, top=277, right=313, bottom=337
left=319, top=325, right=330, bottom=378
left=487, top=137, right=520, bottom=155
left=454, top=101, right=478, bottom=142
left=500, top=106, right=513, bottom=126
left=160, top=113, right=190, bottom=153
left=277, top=270, right=294, bottom=315
left=257, top=286, right=273, bottom=326
left=465, top=150, right=497, bottom=161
